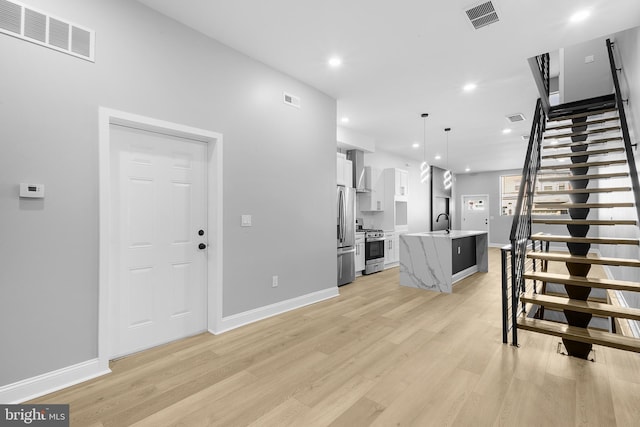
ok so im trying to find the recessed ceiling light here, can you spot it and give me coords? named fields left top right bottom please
left=463, top=83, right=477, bottom=92
left=412, top=143, right=420, bottom=148
left=570, top=9, right=591, bottom=23
left=435, top=155, right=442, bottom=160
left=502, top=128, right=512, bottom=134
left=341, top=117, right=349, bottom=123
left=328, top=57, right=342, bottom=67
left=465, top=167, right=471, bottom=172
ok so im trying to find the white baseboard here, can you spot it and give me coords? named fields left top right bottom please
left=210, top=287, right=339, bottom=335
left=0, top=358, right=111, bottom=404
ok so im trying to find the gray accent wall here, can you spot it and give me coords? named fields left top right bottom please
left=0, top=0, right=335, bottom=386
left=562, top=36, right=614, bottom=103
left=599, top=26, right=640, bottom=311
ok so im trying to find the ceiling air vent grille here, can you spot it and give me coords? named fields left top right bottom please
left=465, top=1, right=500, bottom=30
left=506, top=113, right=526, bottom=123
left=0, top=0, right=94, bottom=62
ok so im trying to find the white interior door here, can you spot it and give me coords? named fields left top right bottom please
left=110, top=124, right=207, bottom=358
left=461, top=194, right=489, bottom=232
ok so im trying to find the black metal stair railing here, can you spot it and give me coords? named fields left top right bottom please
left=501, top=98, right=546, bottom=346
left=606, top=38, right=640, bottom=223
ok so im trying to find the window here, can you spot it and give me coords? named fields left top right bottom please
left=500, top=174, right=570, bottom=216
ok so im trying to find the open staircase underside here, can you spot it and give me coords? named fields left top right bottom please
left=514, top=93, right=640, bottom=357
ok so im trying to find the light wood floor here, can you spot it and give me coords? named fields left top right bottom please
left=33, top=248, right=640, bottom=426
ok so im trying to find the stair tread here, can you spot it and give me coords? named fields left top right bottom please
left=524, top=271, right=640, bottom=292
left=545, top=291, right=608, bottom=303
left=530, top=235, right=639, bottom=245
left=536, top=186, right=631, bottom=195
left=516, top=317, right=640, bottom=353
left=540, top=159, right=627, bottom=170
left=543, top=137, right=623, bottom=150
left=544, top=126, right=621, bottom=139
left=527, top=251, right=640, bottom=267
left=538, top=172, right=629, bottom=182
left=531, top=219, right=637, bottom=226
left=547, top=107, right=617, bottom=122
left=545, top=116, right=620, bottom=131
left=521, top=293, right=640, bottom=320
left=541, top=147, right=625, bottom=159
left=533, top=202, right=634, bottom=208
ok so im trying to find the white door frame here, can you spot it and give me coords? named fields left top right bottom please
left=98, top=107, right=223, bottom=366
left=460, top=193, right=490, bottom=234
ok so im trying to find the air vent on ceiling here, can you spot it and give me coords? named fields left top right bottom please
left=506, top=113, right=526, bottom=123
left=283, top=92, right=301, bottom=109
left=0, top=0, right=94, bottom=62
left=465, top=1, right=500, bottom=30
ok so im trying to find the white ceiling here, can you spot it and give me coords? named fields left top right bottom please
left=136, top=0, right=640, bottom=173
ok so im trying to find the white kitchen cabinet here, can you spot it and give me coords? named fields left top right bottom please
left=377, top=168, right=409, bottom=231
left=359, top=166, right=384, bottom=211
left=395, top=169, right=409, bottom=199
left=336, top=153, right=353, bottom=187
left=355, top=233, right=365, bottom=275
left=384, top=231, right=399, bottom=267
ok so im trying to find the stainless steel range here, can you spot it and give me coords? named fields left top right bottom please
left=363, top=229, right=385, bottom=275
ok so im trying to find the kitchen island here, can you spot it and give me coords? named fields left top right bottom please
left=399, top=230, right=488, bottom=293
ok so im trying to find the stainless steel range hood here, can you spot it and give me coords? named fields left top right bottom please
left=346, top=149, right=367, bottom=192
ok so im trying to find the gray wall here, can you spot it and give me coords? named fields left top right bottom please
left=599, top=26, right=640, bottom=311
left=562, top=37, right=614, bottom=103
left=0, top=0, right=336, bottom=386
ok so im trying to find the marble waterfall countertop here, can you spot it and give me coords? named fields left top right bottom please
left=399, top=230, right=489, bottom=293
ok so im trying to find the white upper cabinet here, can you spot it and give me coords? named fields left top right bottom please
left=386, top=168, right=408, bottom=201
left=337, top=153, right=353, bottom=187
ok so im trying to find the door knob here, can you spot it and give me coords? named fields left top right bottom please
left=198, top=229, right=205, bottom=236
left=199, top=243, right=207, bottom=250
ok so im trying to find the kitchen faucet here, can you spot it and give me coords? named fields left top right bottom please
left=436, top=213, right=450, bottom=234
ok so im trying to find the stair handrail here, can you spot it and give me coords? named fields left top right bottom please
left=528, top=53, right=551, bottom=115
left=505, top=98, right=546, bottom=346
left=606, top=38, right=640, bottom=223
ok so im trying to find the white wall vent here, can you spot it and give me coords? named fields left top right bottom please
left=0, top=0, right=94, bottom=62
left=506, top=113, right=526, bottom=123
left=283, top=92, right=301, bottom=109
left=465, top=1, right=500, bottom=30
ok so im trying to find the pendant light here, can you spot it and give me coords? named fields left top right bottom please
left=420, top=113, right=430, bottom=184
left=443, top=127, right=452, bottom=190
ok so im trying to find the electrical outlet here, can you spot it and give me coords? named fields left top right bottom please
left=272, top=275, right=278, bottom=288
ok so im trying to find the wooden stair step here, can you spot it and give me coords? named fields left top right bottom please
left=541, top=147, right=624, bottom=159
left=536, top=186, right=631, bottom=195
left=527, top=251, right=640, bottom=267
left=545, top=290, right=608, bottom=304
left=537, top=172, right=629, bottom=182
left=532, top=219, right=637, bottom=226
left=521, top=293, right=640, bottom=320
left=524, top=271, right=640, bottom=292
left=547, top=107, right=617, bottom=122
left=533, top=202, right=634, bottom=209
left=545, top=116, right=620, bottom=131
left=544, top=126, right=621, bottom=139
left=530, top=235, right=639, bottom=245
left=540, top=159, right=627, bottom=170
left=543, top=136, right=623, bottom=150
left=517, top=317, right=640, bottom=353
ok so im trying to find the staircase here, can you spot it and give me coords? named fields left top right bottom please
left=514, top=94, right=640, bottom=358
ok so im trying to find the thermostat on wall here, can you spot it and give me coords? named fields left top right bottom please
left=20, top=183, right=45, bottom=198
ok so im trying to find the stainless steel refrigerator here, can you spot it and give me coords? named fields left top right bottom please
left=337, top=185, right=356, bottom=286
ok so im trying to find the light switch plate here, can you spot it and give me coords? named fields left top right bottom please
left=585, top=55, right=595, bottom=64
left=241, top=214, right=252, bottom=227
left=20, top=183, right=45, bottom=198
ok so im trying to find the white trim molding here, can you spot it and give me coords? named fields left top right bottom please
left=0, top=359, right=110, bottom=404
left=211, top=287, right=339, bottom=334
